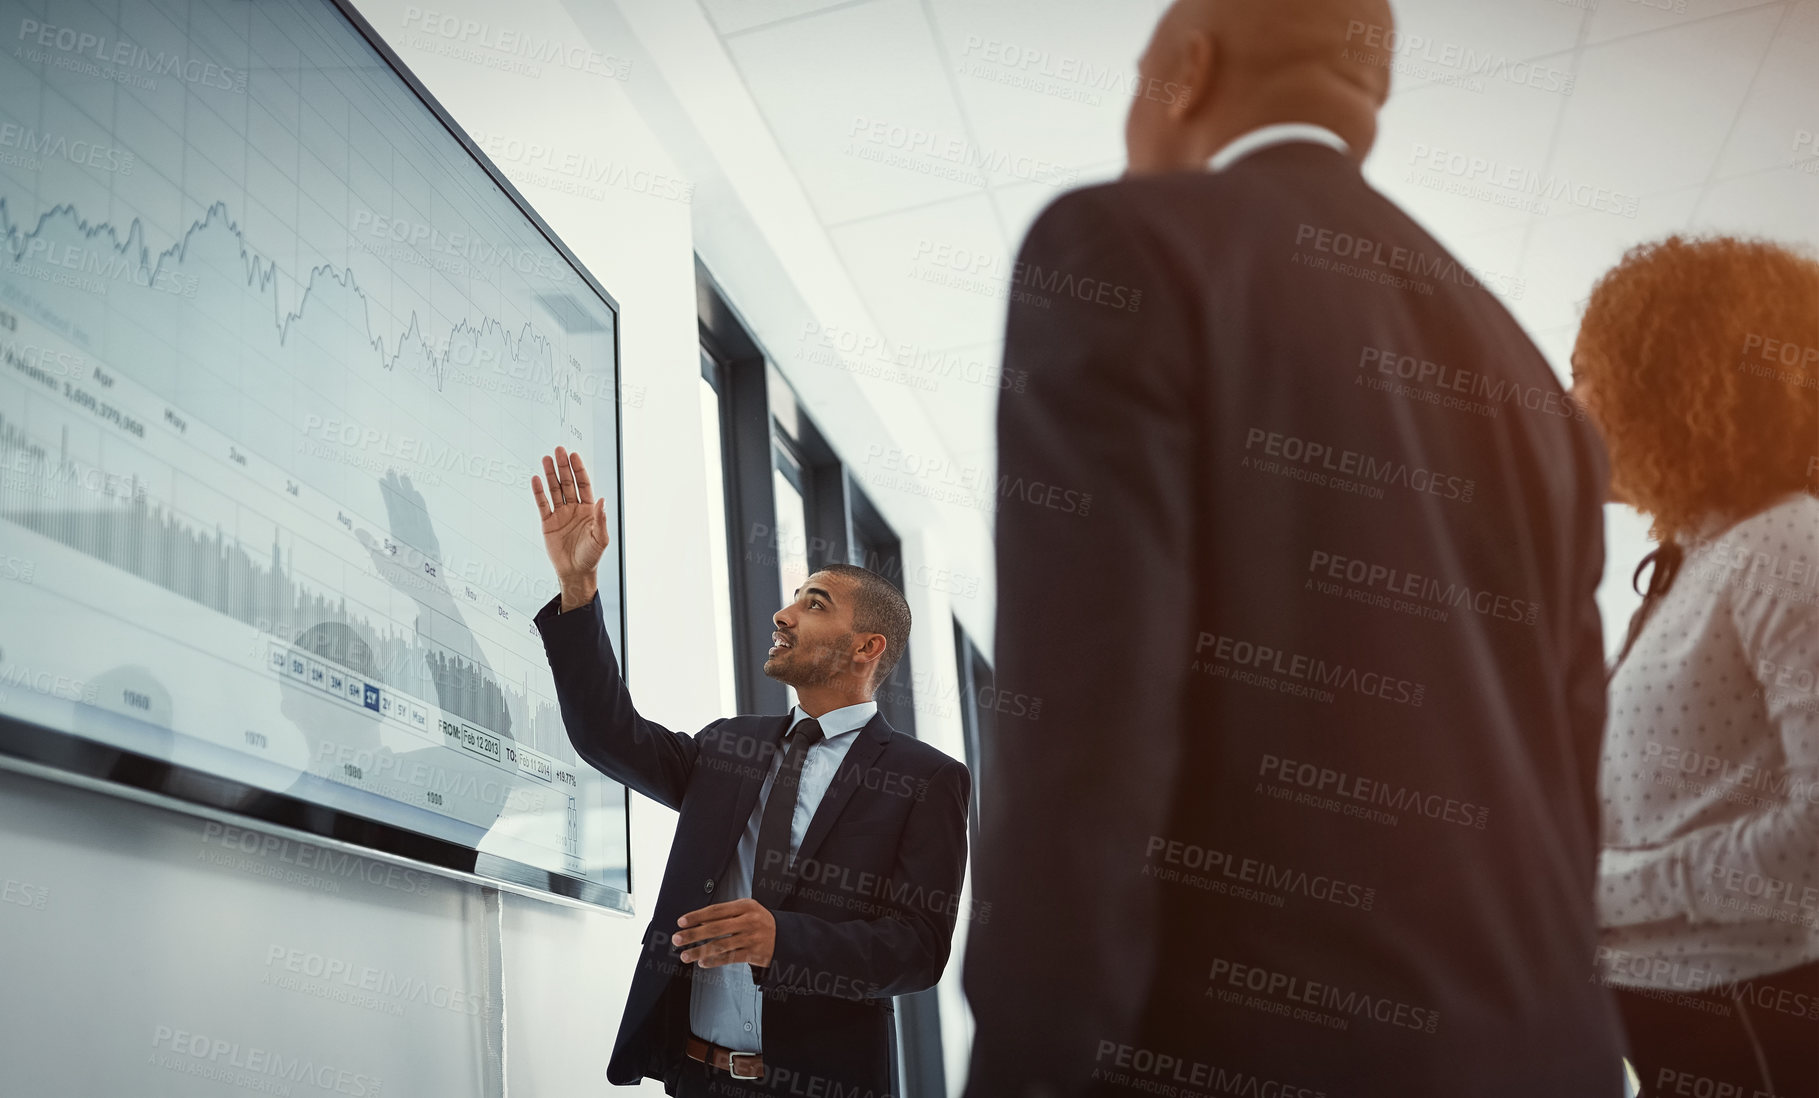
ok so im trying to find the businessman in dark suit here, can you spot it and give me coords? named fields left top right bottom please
left=529, top=447, right=970, bottom=1097
left=963, top=0, right=1627, bottom=1095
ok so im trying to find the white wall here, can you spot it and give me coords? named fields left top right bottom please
left=0, top=765, right=505, bottom=1097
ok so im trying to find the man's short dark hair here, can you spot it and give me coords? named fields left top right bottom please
left=817, top=563, right=912, bottom=684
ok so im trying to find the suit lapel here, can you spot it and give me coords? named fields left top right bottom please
left=786, top=713, right=892, bottom=880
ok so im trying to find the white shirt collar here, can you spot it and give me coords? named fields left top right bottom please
left=790, top=700, right=877, bottom=739
left=1207, top=123, right=1350, bottom=173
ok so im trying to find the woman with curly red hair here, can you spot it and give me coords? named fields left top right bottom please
left=1573, top=235, right=1819, bottom=1096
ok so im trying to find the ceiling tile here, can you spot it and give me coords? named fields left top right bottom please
left=1709, top=16, right=1819, bottom=178
left=702, top=0, right=873, bottom=38
left=1689, top=161, right=1819, bottom=238
left=990, top=169, right=1117, bottom=251
left=1506, top=186, right=1705, bottom=335
left=828, top=192, right=1013, bottom=350
left=1546, top=2, right=1784, bottom=195
left=1359, top=0, right=1590, bottom=93
left=907, top=338, right=1009, bottom=470
left=1581, top=0, right=1783, bottom=48
left=1370, top=76, right=1583, bottom=241
left=923, top=0, right=1155, bottom=175
left=724, top=0, right=984, bottom=224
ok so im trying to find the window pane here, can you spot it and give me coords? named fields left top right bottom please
left=699, top=375, right=738, bottom=716
left=772, top=464, right=810, bottom=711
left=773, top=467, right=811, bottom=605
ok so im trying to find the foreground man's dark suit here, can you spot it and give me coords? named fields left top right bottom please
left=535, top=593, right=970, bottom=1095
left=964, top=142, right=1626, bottom=1097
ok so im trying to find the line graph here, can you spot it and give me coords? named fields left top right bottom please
left=0, top=195, right=589, bottom=419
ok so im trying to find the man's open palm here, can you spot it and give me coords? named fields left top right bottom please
left=532, top=447, right=610, bottom=583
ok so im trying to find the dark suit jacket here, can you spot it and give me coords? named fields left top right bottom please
left=964, top=143, right=1625, bottom=1096
left=534, top=592, right=971, bottom=1095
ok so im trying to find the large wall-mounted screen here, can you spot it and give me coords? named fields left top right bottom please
left=0, top=0, right=631, bottom=910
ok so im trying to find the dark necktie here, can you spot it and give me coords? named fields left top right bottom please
left=751, top=718, right=825, bottom=908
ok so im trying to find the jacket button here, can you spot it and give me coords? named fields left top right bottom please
left=704, top=878, right=715, bottom=894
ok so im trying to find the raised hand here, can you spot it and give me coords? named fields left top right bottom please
left=532, top=447, right=610, bottom=611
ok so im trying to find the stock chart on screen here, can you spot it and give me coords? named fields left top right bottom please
left=0, top=0, right=630, bottom=907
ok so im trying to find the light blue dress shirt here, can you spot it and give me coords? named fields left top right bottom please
left=688, top=699, right=877, bottom=1052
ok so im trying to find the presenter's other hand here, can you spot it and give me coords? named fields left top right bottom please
left=532, top=446, right=609, bottom=611
left=673, top=898, right=777, bottom=968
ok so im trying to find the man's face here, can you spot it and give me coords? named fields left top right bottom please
left=764, top=572, right=862, bottom=688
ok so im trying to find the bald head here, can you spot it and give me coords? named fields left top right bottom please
left=1125, top=0, right=1395, bottom=175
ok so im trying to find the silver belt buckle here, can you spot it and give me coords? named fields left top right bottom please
left=728, top=1052, right=763, bottom=1080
